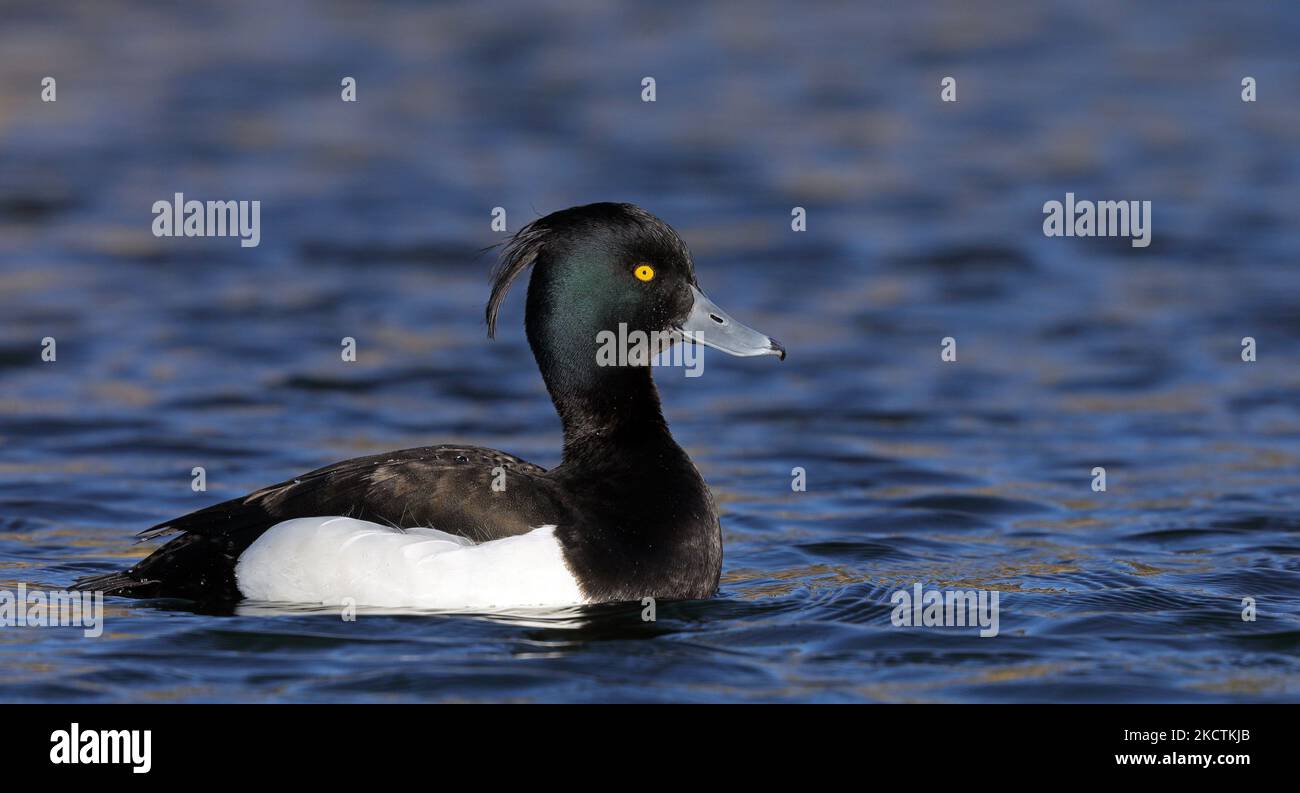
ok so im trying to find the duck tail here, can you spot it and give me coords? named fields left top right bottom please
left=71, top=569, right=155, bottom=595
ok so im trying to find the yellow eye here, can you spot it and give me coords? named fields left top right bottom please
left=634, top=264, right=655, bottom=282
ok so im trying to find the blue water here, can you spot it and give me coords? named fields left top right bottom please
left=2, top=0, right=1299, bottom=702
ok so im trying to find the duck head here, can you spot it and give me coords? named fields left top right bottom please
left=487, top=202, right=783, bottom=448
left=488, top=202, right=783, bottom=353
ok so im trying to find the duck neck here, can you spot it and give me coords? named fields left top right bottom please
left=541, top=342, right=679, bottom=464
left=526, top=314, right=681, bottom=468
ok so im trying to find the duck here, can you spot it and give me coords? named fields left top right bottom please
left=74, top=202, right=785, bottom=609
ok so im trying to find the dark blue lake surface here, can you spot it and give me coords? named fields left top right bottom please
left=2, top=1, right=1299, bottom=702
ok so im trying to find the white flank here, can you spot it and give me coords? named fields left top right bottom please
left=234, top=517, right=586, bottom=609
